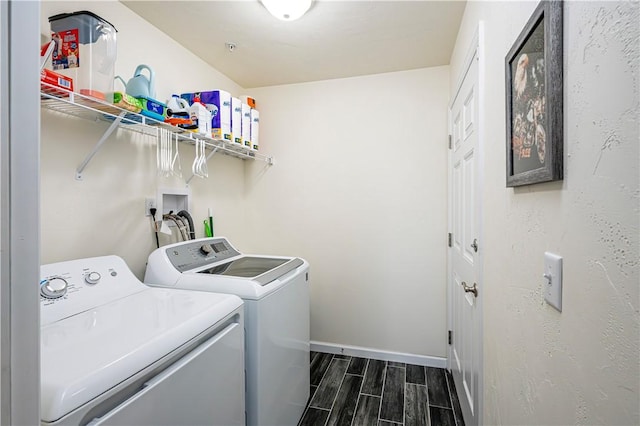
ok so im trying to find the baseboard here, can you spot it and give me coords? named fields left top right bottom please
left=310, top=341, right=447, bottom=369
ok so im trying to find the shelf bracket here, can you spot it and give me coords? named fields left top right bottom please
left=75, top=111, right=126, bottom=180
left=185, top=146, right=219, bottom=185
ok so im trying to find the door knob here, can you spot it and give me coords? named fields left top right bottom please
left=462, top=281, right=478, bottom=298
left=470, top=239, right=478, bottom=252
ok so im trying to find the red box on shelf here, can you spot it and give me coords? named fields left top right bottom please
left=40, top=69, right=73, bottom=97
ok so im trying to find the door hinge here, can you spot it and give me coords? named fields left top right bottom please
left=448, top=135, right=452, bottom=149
left=448, top=233, right=452, bottom=247
left=448, top=330, right=452, bottom=345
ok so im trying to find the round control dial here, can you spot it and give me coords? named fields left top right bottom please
left=40, top=277, right=68, bottom=299
left=200, top=244, right=213, bottom=255
left=85, top=271, right=101, bottom=285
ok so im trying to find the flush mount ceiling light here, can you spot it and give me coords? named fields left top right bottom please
left=260, top=0, right=313, bottom=21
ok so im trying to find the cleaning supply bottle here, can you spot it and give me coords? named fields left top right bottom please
left=189, top=94, right=212, bottom=136
left=204, top=208, right=214, bottom=237
left=167, top=94, right=190, bottom=116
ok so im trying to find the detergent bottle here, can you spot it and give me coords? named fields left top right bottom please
left=189, top=94, right=212, bottom=136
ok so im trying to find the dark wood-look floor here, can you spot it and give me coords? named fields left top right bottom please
left=300, top=352, right=465, bottom=426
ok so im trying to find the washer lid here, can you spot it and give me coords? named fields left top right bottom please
left=197, top=257, right=304, bottom=285
left=40, top=287, right=242, bottom=423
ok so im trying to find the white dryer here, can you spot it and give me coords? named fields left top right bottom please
left=40, top=255, right=245, bottom=426
left=145, top=237, right=310, bottom=426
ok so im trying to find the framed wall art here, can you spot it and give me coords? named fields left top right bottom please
left=505, top=0, right=563, bottom=187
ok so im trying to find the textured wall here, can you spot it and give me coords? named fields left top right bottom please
left=451, top=1, right=639, bottom=424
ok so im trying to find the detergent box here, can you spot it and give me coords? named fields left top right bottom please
left=40, top=68, right=74, bottom=97
left=232, top=97, right=242, bottom=145
left=250, top=109, right=260, bottom=151
left=240, top=95, right=256, bottom=108
left=181, top=90, right=232, bottom=141
left=137, top=96, right=167, bottom=122
left=242, top=104, right=252, bottom=149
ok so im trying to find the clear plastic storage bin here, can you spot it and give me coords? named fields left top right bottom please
left=49, top=11, right=117, bottom=103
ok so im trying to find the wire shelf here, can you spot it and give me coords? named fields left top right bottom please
left=40, top=83, right=274, bottom=166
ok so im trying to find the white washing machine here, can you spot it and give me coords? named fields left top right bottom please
left=40, top=255, right=245, bottom=426
left=145, top=237, right=310, bottom=426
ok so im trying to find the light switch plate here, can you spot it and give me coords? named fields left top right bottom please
left=544, top=252, right=563, bottom=312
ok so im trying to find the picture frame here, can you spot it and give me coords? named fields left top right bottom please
left=505, top=0, right=563, bottom=187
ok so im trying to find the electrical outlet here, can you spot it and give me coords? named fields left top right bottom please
left=145, top=198, right=157, bottom=216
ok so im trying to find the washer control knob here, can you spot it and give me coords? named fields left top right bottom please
left=85, top=271, right=101, bottom=285
left=40, top=277, right=68, bottom=299
left=200, top=244, right=213, bottom=255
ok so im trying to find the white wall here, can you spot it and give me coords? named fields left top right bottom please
left=39, top=1, right=252, bottom=278
left=246, top=67, right=450, bottom=358
left=450, top=1, right=639, bottom=424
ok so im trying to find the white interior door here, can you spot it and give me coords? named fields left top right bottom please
left=448, top=26, right=483, bottom=426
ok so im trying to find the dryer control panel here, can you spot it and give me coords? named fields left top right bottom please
left=165, top=237, right=240, bottom=273
left=40, top=255, right=147, bottom=326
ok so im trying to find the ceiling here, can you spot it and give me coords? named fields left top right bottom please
left=121, top=0, right=466, bottom=89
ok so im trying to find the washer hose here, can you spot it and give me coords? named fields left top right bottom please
left=177, top=210, right=196, bottom=240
